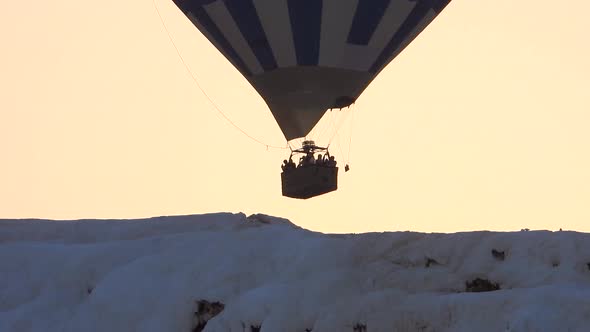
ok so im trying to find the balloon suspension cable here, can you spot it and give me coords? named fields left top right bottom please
left=330, top=104, right=355, bottom=171
left=347, top=103, right=355, bottom=165
left=314, top=108, right=338, bottom=144
left=326, top=104, right=354, bottom=147
left=152, top=0, right=288, bottom=151
left=346, top=107, right=355, bottom=164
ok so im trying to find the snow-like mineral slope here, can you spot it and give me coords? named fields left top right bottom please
left=1, top=213, right=590, bottom=331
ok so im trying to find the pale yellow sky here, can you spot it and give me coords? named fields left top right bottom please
left=1, top=0, right=589, bottom=233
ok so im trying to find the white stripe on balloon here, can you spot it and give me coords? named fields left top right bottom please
left=254, top=0, right=297, bottom=68
left=204, top=1, right=264, bottom=75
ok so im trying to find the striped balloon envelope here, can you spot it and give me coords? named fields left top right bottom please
left=172, top=0, right=451, bottom=141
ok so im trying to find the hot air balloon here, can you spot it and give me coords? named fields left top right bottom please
left=172, top=0, right=451, bottom=198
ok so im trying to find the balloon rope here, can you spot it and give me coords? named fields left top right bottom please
left=347, top=104, right=355, bottom=165
left=330, top=104, right=355, bottom=167
left=336, top=132, right=345, bottom=162
left=316, top=109, right=337, bottom=143
left=326, top=106, right=353, bottom=146
left=152, top=0, right=288, bottom=150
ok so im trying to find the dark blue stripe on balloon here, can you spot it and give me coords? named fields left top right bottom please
left=369, top=0, right=450, bottom=73
left=172, top=0, right=252, bottom=77
left=288, top=0, right=322, bottom=66
left=224, top=0, right=277, bottom=71
left=347, top=0, right=391, bottom=45
left=187, top=0, right=216, bottom=4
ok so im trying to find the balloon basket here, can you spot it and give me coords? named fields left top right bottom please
left=281, top=165, right=338, bottom=199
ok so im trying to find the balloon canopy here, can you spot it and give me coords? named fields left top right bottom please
left=172, top=0, right=451, bottom=141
